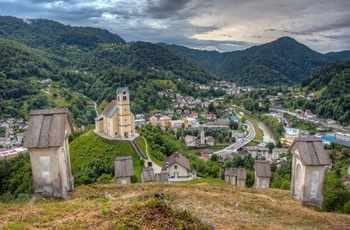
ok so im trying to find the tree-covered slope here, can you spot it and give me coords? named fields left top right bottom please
left=218, top=37, right=330, bottom=85
left=0, top=16, right=215, bottom=84
left=301, top=60, right=350, bottom=124
left=325, top=50, right=350, bottom=60
left=0, top=16, right=125, bottom=50
left=160, top=43, right=223, bottom=73
left=163, top=37, right=350, bottom=86
left=0, top=16, right=220, bottom=121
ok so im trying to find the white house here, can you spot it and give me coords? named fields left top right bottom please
left=162, top=152, right=194, bottom=182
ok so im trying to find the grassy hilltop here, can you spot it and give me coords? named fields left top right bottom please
left=70, top=130, right=144, bottom=184
left=1, top=182, right=350, bottom=229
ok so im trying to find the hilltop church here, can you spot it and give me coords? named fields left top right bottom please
left=95, top=76, right=135, bottom=139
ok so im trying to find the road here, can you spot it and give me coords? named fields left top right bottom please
left=93, top=101, right=99, bottom=116
left=270, top=107, right=350, bottom=132
left=214, top=120, right=255, bottom=157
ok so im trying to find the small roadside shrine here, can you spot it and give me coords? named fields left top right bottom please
left=23, top=109, right=74, bottom=199
left=114, top=156, right=134, bottom=184
left=289, top=138, right=330, bottom=207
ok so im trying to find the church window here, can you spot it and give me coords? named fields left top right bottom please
left=117, top=96, right=120, bottom=101
left=175, top=165, right=177, bottom=169
left=123, top=96, right=127, bottom=101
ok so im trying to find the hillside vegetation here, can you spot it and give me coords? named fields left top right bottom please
left=301, top=61, right=350, bottom=125
left=0, top=16, right=220, bottom=122
left=70, top=130, right=144, bottom=184
left=164, top=37, right=349, bottom=86
left=1, top=182, right=350, bottom=229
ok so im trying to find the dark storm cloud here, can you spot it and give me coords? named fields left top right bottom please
left=0, top=0, right=350, bottom=53
left=289, top=17, right=350, bottom=36
left=146, top=0, right=192, bottom=19
left=322, top=35, right=350, bottom=40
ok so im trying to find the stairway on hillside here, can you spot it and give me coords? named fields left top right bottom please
left=130, top=139, right=147, bottom=159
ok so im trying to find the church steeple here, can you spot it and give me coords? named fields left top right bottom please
left=120, top=75, right=126, bottom=87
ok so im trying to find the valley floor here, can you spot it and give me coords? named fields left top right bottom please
left=1, top=182, right=349, bottom=229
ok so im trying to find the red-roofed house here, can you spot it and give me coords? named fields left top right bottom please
left=191, top=111, right=198, bottom=118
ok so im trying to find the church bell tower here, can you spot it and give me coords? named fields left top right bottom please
left=116, top=76, right=135, bottom=138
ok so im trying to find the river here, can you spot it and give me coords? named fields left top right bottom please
left=234, top=107, right=277, bottom=143
left=251, top=117, right=277, bottom=143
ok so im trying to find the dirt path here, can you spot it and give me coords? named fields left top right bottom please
left=142, top=136, right=162, bottom=173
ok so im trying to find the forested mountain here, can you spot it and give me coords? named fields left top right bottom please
left=301, top=60, right=350, bottom=124
left=0, top=16, right=126, bottom=49
left=0, top=16, right=219, bottom=123
left=325, top=50, right=350, bottom=60
left=1, top=15, right=349, bottom=124
left=163, top=37, right=349, bottom=86
left=0, top=16, right=215, bottom=82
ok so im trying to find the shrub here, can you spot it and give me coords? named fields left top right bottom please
left=280, top=180, right=291, bottom=190
left=97, top=174, right=113, bottom=184
left=131, top=175, right=138, bottom=183
left=343, top=200, right=350, bottom=214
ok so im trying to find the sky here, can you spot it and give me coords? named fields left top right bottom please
left=1, top=0, right=349, bottom=53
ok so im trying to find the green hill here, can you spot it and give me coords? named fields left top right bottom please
left=70, top=130, right=144, bottom=184
left=301, top=60, right=350, bottom=124
left=0, top=16, right=126, bottom=50
left=0, top=16, right=219, bottom=121
left=163, top=37, right=350, bottom=86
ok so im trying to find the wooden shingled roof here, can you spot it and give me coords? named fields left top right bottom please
left=141, top=167, right=155, bottom=182
left=162, top=152, right=190, bottom=171
left=254, top=160, right=272, bottom=178
left=224, top=168, right=237, bottom=176
left=236, top=168, right=247, bottom=180
left=114, top=156, right=134, bottom=177
left=23, top=109, right=73, bottom=148
left=289, top=138, right=330, bottom=166
left=155, top=172, right=169, bottom=182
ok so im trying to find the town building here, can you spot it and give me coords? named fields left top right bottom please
left=342, top=175, right=350, bottom=188
left=159, top=116, right=171, bottom=127
left=185, top=135, right=197, bottom=147
left=272, top=148, right=288, bottom=160
left=281, top=128, right=300, bottom=146
left=23, top=109, right=74, bottom=199
left=244, top=146, right=269, bottom=159
left=149, top=116, right=158, bottom=126
left=95, top=76, right=135, bottom=139
left=290, top=138, right=331, bottom=207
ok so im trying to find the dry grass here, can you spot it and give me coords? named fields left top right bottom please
left=1, top=183, right=349, bottom=230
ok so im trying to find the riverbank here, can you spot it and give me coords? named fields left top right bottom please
left=232, top=105, right=276, bottom=143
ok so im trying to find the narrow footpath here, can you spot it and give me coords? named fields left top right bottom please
left=142, top=136, right=162, bottom=174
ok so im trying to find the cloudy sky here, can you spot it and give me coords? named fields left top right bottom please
left=1, top=0, right=349, bottom=53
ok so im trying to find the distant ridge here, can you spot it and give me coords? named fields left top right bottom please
left=162, top=37, right=350, bottom=86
